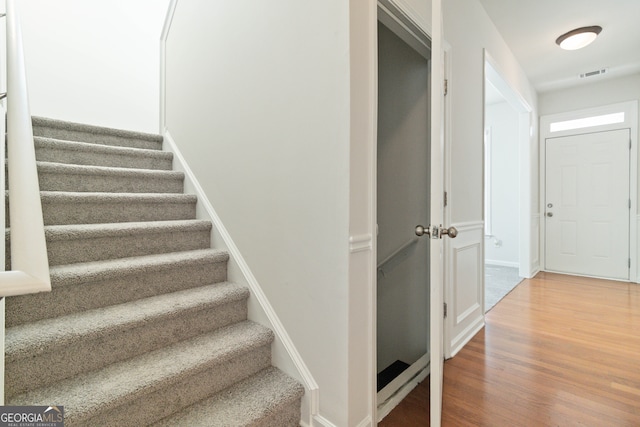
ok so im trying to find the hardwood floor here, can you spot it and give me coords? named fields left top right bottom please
left=379, top=272, right=640, bottom=426
left=378, top=378, right=430, bottom=426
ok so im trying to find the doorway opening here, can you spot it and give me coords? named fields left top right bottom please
left=376, top=2, right=431, bottom=420
left=483, top=55, right=533, bottom=312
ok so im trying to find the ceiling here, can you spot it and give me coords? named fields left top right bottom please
left=476, top=0, right=640, bottom=93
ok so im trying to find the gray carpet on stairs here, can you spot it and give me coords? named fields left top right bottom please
left=4, top=117, right=303, bottom=426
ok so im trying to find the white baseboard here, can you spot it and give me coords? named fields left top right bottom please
left=354, top=417, right=373, bottom=427
left=163, top=130, right=318, bottom=423
left=485, top=259, right=520, bottom=268
left=449, top=316, right=484, bottom=358
left=528, top=266, right=541, bottom=279
left=308, top=415, right=339, bottom=427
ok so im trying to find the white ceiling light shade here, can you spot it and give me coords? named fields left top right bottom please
left=555, top=26, right=602, bottom=50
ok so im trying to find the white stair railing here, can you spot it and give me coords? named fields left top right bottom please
left=0, top=0, right=51, bottom=297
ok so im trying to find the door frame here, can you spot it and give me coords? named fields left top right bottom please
left=375, top=5, right=432, bottom=420
left=482, top=51, right=535, bottom=279
left=539, top=100, right=639, bottom=282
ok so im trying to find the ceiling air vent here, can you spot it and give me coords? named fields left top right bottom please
left=579, top=68, right=608, bottom=79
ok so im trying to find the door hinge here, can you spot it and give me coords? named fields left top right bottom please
left=630, top=199, right=632, bottom=209
left=629, top=258, right=631, bottom=268
left=443, top=302, right=448, bottom=318
left=444, top=79, right=448, bottom=96
left=630, top=139, right=632, bottom=150
left=444, top=191, right=448, bottom=207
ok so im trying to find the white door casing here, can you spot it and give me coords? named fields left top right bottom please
left=545, top=129, right=631, bottom=280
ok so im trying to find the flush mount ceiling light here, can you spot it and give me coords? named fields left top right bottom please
left=555, top=26, right=602, bottom=50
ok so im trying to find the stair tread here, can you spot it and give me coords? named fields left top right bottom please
left=34, top=136, right=172, bottom=159
left=8, top=321, right=274, bottom=420
left=153, top=367, right=304, bottom=427
left=35, top=161, right=184, bottom=179
left=40, top=219, right=212, bottom=241
left=39, top=191, right=197, bottom=203
left=49, top=248, right=229, bottom=287
left=32, top=116, right=163, bottom=143
left=6, top=281, right=249, bottom=361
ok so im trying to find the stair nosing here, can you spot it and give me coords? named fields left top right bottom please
left=35, top=161, right=184, bottom=180
left=38, top=191, right=198, bottom=204
left=34, top=220, right=212, bottom=241
left=34, top=136, right=173, bottom=159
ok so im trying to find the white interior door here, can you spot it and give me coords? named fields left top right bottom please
left=545, top=129, right=631, bottom=280
left=430, top=0, right=445, bottom=425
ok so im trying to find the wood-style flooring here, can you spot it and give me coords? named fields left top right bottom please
left=379, top=272, right=640, bottom=426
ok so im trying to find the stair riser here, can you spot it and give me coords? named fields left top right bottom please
left=44, top=229, right=210, bottom=266
left=6, top=260, right=227, bottom=326
left=6, top=298, right=249, bottom=398
left=33, top=124, right=163, bottom=151
left=254, top=401, right=304, bottom=427
left=7, top=228, right=211, bottom=267
left=35, top=145, right=173, bottom=171
left=38, top=199, right=197, bottom=226
left=36, top=170, right=184, bottom=193
left=73, top=346, right=272, bottom=427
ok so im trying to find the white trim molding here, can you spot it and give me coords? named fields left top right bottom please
left=636, top=214, right=640, bottom=283
left=350, top=234, right=373, bottom=253
left=485, top=260, right=519, bottom=268
left=159, top=0, right=178, bottom=133
left=530, top=213, right=541, bottom=277
left=445, top=221, right=485, bottom=358
left=163, top=130, right=319, bottom=424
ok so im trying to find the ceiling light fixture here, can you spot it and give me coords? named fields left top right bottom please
left=555, top=26, right=602, bottom=50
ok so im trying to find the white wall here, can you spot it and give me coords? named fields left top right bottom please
left=539, top=73, right=640, bottom=205
left=19, top=0, right=169, bottom=133
left=485, top=101, right=520, bottom=266
left=444, top=0, right=538, bottom=225
left=164, top=2, right=352, bottom=426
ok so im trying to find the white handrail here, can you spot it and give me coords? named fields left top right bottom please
left=377, top=237, right=419, bottom=270
left=0, top=0, right=51, bottom=297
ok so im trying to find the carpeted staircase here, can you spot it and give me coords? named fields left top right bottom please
left=4, top=117, right=304, bottom=426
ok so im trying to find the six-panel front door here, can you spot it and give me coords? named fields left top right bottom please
left=545, top=129, right=631, bottom=280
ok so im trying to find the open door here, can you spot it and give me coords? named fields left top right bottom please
left=429, top=1, right=446, bottom=425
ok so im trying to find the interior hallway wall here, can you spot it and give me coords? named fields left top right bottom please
left=19, top=0, right=169, bottom=133
left=164, top=1, right=352, bottom=425
left=444, top=0, right=538, bottom=226
left=485, top=101, right=519, bottom=266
